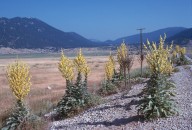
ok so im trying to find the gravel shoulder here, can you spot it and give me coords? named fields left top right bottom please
left=50, top=65, right=192, bottom=130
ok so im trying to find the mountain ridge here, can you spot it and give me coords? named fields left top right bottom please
left=106, top=27, right=187, bottom=44
left=0, top=17, right=97, bottom=49
left=167, top=28, right=192, bottom=45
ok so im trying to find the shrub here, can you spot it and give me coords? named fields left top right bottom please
left=2, top=60, right=32, bottom=130
left=138, top=35, right=177, bottom=120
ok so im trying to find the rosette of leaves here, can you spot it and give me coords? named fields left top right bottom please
left=2, top=60, right=31, bottom=130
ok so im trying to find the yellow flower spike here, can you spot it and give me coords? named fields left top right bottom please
left=117, top=41, right=128, bottom=66
left=152, top=43, right=157, bottom=50
left=143, top=44, right=147, bottom=49
left=7, top=60, right=31, bottom=101
left=74, top=48, right=86, bottom=73
left=144, top=34, right=173, bottom=75
left=181, top=47, right=186, bottom=55
left=172, top=50, right=177, bottom=57
left=73, top=48, right=90, bottom=77
left=109, top=52, right=115, bottom=68
left=82, top=65, right=90, bottom=76
left=170, top=43, right=173, bottom=50
left=105, top=60, right=114, bottom=81
left=175, top=45, right=180, bottom=53
left=58, top=50, right=74, bottom=81
left=147, top=39, right=150, bottom=45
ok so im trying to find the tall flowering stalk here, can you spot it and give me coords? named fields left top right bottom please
left=74, top=49, right=90, bottom=87
left=82, top=65, right=90, bottom=89
left=117, top=42, right=128, bottom=74
left=7, top=60, right=31, bottom=101
left=99, top=54, right=117, bottom=96
left=58, top=50, right=74, bottom=85
left=144, top=35, right=173, bottom=75
left=117, top=41, right=133, bottom=86
left=74, top=49, right=87, bottom=73
left=105, top=59, right=114, bottom=81
left=3, top=60, right=31, bottom=130
left=138, top=35, right=176, bottom=119
left=57, top=49, right=91, bottom=118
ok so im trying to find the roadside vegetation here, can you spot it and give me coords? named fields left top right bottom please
left=0, top=35, right=191, bottom=129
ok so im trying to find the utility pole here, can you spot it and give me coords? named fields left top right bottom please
left=137, top=28, right=145, bottom=77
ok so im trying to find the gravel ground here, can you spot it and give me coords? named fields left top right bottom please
left=50, top=65, right=192, bottom=130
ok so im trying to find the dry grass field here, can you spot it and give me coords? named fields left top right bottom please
left=0, top=55, right=146, bottom=127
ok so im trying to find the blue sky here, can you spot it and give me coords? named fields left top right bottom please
left=0, top=0, right=192, bottom=41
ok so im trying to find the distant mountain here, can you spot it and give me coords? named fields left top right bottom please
left=0, top=17, right=190, bottom=49
left=167, top=28, right=192, bottom=45
left=0, top=17, right=96, bottom=49
left=106, top=27, right=187, bottom=45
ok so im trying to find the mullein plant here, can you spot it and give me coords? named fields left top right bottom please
left=2, top=60, right=31, bottom=130
left=56, top=49, right=91, bottom=118
left=117, top=41, right=127, bottom=76
left=109, top=52, right=119, bottom=83
left=73, top=49, right=91, bottom=105
left=99, top=54, right=117, bottom=95
left=172, top=45, right=188, bottom=65
left=138, top=34, right=177, bottom=120
left=117, top=41, right=133, bottom=87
